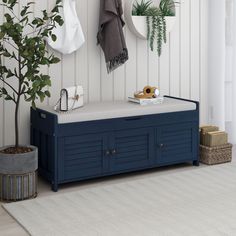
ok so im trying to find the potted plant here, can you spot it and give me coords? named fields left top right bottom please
left=0, top=0, right=63, bottom=201
left=131, top=0, right=152, bottom=40
left=125, top=0, right=177, bottom=56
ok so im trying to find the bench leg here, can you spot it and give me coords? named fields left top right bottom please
left=51, top=182, right=59, bottom=192
left=193, top=160, right=200, bottom=166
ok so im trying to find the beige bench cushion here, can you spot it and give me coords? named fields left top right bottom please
left=40, top=97, right=197, bottom=124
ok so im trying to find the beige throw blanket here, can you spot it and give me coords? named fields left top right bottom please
left=97, top=0, right=129, bottom=73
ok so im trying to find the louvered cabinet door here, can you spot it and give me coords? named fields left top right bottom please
left=59, top=134, right=108, bottom=181
left=156, top=123, right=197, bottom=165
left=109, top=128, right=155, bottom=173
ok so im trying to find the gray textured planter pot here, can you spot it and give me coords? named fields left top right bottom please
left=0, top=146, right=38, bottom=202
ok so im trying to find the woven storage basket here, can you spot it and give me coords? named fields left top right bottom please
left=200, top=143, right=233, bottom=165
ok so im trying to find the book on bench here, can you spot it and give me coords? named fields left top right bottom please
left=128, top=97, right=164, bottom=106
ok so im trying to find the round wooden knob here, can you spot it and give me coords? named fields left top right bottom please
left=105, top=150, right=110, bottom=156
left=111, top=149, right=117, bottom=155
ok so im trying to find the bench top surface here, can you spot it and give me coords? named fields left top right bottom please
left=39, top=97, right=197, bottom=124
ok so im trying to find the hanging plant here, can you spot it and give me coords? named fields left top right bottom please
left=146, top=6, right=166, bottom=56
left=132, top=0, right=176, bottom=57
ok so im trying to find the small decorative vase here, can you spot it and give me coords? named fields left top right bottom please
left=0, top=146, right=38, bottom=202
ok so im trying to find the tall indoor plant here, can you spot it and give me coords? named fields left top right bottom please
left=0, top=0, right=63, bottom=201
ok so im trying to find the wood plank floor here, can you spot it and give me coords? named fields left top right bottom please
left=1, top=149, right=235, bottom=236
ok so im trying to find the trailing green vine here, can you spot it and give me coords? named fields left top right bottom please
left=146, top=15, right=150, bottom=40
left=156, top=13, right=163, bottom=56
left=162, top=16, right=167, bottom=44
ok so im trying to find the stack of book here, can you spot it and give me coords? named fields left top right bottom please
left=200, top=125, right=228, bottom=147
left=128, top=96, right=164, bottom=106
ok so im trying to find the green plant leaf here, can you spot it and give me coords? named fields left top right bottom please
left=0, top=32, right=5, bottom=40
left=52, top=6, right=59, bottom=13
left=3, top=51, right=11, bottom=57
left=40, top=57, right=49, bottom=65
left=4, top=22, right=11, bottom=29
left=37, top=91, right=45, bottom=102
left=4, top=13, right=12, bottom=22
left=50, top=57, right=60, bottom=64
left=51, top=34, right=57, bottom=42
left=32, top=101, right=36, bottom=110
left=1, top=87, right=7, bottom=95
left=5, top=95, right=13, bottom=101
left=27, top=2, right=35, bottom=6
left=45, top=90, right=51, bottom=97
left=8, top=0, right=17, bottom=5
left=6, top=69, right=14, bottom=78
left=132, top=0, right=152, bottom=16
left=159, top=0, right=176, bottom=16
left=26, top=97, right=32, bottom=102
left=20, top=6, right=29, bottom=17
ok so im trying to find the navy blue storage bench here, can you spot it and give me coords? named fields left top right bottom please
left=31, top=96, right=199, bottom=192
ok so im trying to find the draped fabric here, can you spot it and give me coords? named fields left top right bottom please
left=47, top=0, right=85, bottom=55
left=208, top=0, right=236, bottom=143
left=208, top=0, right=226, bottom=130
left=97, top=0, right=128, bottom=73
left=231, top=0, right=236, bottom=143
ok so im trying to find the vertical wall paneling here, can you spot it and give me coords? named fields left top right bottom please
left=200, top=0, right=208, bottom=124
left=48, top=51, right=62, bottom=106
left=62, top=54, right=76, bottom=88
left=76, top=0, right=89, bottom=103
left=225, top=83, right=232, bottom=122
left=101, top=56, right=114, bottom=102
left=148, top=44, right=159, bottom=87
left=125, top=27, right=137, bottom=98
left=190, top=0, right=200, bottom=101
left=48, top=0, right=63, bottom=106
left=114, top=2, right=127, bottom=101
left=0, top=0, right=208, bottom=145
left=87, top=0, right=101, bottom=102
left=137, top=39, right=148, bottom=91
left=159, top=34, right=170, bottom=96
left=147, top=0, right=159, bottom=87
left=170, top=5, right=180, bottom=97
left=114, top=64, right=126, bottom=101
left=180, top=0, right=190, bottom=99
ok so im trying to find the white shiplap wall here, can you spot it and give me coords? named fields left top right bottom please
left=0, top=0, right=208, bottom=146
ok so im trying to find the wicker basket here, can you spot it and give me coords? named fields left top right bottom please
left=200, top=143, right=233, bottom=165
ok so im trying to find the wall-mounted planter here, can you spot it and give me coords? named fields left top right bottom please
left=125, top=0, right=176, bottom=40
